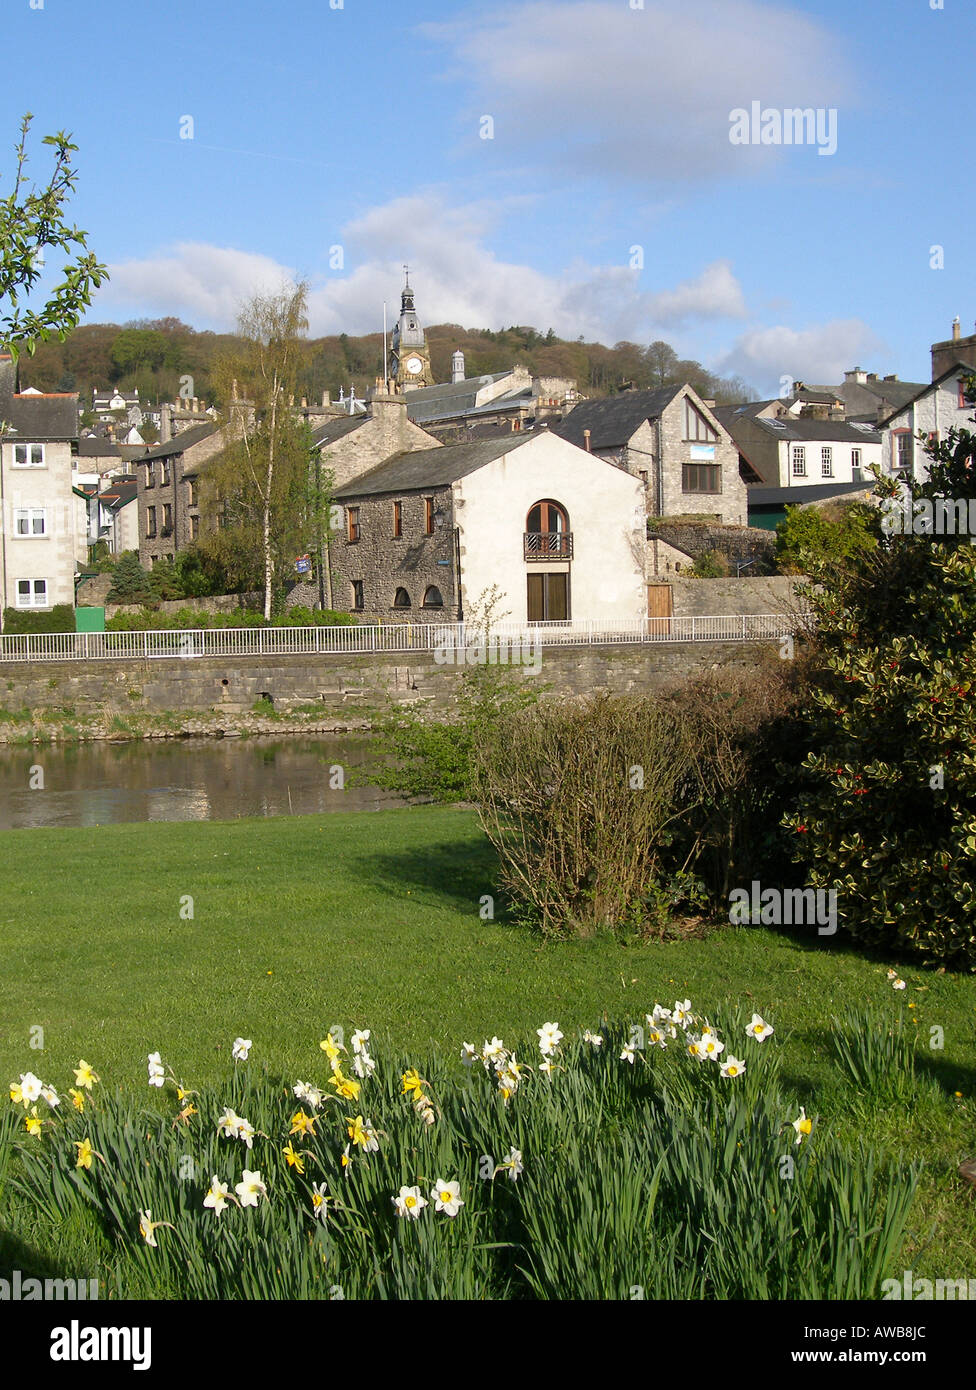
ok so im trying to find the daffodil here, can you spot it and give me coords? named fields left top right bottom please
left=13, top=1073, right=42, bottom=1107
left=892, top=978, right=907, bottom=991
left=346, top=1116, right=378, bottom=1152
left=414, top=1096, right=436, bottom=1126
left=792, top=1108, right=813, bottom=1144
left=481, top=1037, right=505, bottom=1068
left=9, top=1081, right=23, bottom=1106
left=401, top=1068, right=426, bottom=1101
left=236, top=1117, right=256, bottom=1149
left=138, top=1209, right=175, bottom=1247
left=582, top=1030, right=603, bottom=1047
left=327, top=1072, right=360, bottom=1102
left=495, top=1148, right=523, bottom=1182
left=620, top=1042, right=637, bottom=1064
left=283, top=1142, right=305, bottom=1174
left=293, top=1081, right=324, bottom=1110
left=351, top=1051, right=375, bottom=1079
left=700, top=1032, right=725, bottom=1060
left=203, top=1177, right=233, bottom=1215
left=68, top=1088, right=85, bottom=1113
left=720, top=1055, right=746, bottom=1079
left=311, top=1182, right=329, bottom=1222
left=235, top=1170, right=268, bottom=1208
left=746, top=1014, right=774, bottom=1042
left=73, top=1060, right=98, bottom=1091
left=290, top=1109, right=317, bottom=1140
left=430, top=1179, right=463, bottom=1217
left=74, top=1138, right=95, bottom=1169
left=25, top=1106, right=43, bottom=1138
left=217, top=1107, right=241, bottom=1140
left=319, top=1033, right=345, bottom=1064
left=460, top=1042, right=478, bottom=1066
left=647, top=1025, right=667, bottom=1049
left=147, top=1053, right=165, bottom=1088
left=232, top=1037, right=252, bottom=1062
left=537, top=1022, right=563, bottom=1055
left=686, top=1037, right=704, bottom=1060
left=392, top=1185, right=427, bottom=1219
left=538, top=1058, right=556, bottom=1076
left=672, top=1000, right=692, bottom=1027
left=40, top=1085, right=60, bottom=1110
left=350, top=1029, right=370, bottom=1054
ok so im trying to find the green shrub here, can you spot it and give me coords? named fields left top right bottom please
left=2, top=604, right=76, bottom=634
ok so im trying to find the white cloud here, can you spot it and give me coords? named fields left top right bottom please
left=716, top=319, right=887, bottom=393
left=92, top=194, right=750, bottom=346
left=423, top=0, right=854, bottom=180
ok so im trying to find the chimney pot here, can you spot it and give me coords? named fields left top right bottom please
left=583, top=428, right=592, bottom=453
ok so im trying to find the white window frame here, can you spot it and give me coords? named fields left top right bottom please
left=791, top=446, right=807, bottom=478
left=821, top=446, right=833, bottom=478
left=11, top=442, right=45, bottom=468
left=851, top=448, right=861, bottom=470
left=15, top=578, right=49, bottom=608
left=14, top=508, right=48, bottom=537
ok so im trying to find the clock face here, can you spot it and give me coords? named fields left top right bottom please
left=405, top=356, right=424, bottom=376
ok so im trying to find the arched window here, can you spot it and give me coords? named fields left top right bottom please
left=525, top=499, right=571, bottom=559
left=393, top=587, right=411, bottom=609
left=422, top=586, right=444, bottom=608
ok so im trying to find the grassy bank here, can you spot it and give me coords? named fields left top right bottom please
left=1, top=805, right=975, bottom=1291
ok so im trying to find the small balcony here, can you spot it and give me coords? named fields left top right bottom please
left=524, top=531, right=573, bottom=561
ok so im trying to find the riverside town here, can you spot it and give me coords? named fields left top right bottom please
left=0, top=0, right=973, bottom=1359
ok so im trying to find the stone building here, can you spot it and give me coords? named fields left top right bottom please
left=552, top=384, right=747, bottom=525
left=879, top=360, right=976, bottom=482
left=136, top=422, right=223, bottom=567
left=330, top=429, right=646, bottom=625
left=931, top=317, right=976, bottom=382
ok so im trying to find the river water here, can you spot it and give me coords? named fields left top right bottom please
left=0, top=736, right=401, bottom=829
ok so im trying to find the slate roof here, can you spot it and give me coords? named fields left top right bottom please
left=404, top=373, right=513, bottom=423
left=552, top=386, right=683, bottom=450
left=876, top=360, right=976, bottom=426
left=310, top=416, right=367, bottom=448
left=334, top=434, right=531, bottom=498
left=733, top=416, right=881, bottom=445
left=747, top=480, right=876, bottom=505
left=98, top=479, right=139, bottom=510
left=137, top=422, right=217, bottom=459
left=1, top=389, right=79, bottom=441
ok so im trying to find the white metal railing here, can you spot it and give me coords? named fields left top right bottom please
left=0, top=614, right=804, bottom=663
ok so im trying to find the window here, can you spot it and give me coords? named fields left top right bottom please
left=682, top=463, right=721, bottom=493
left=147, top=506, right=157, bottom=538
left=424, top=497, right=434, bottom=535
left=895, top=431, right=913, bottom=473
left=638, top=469, right=649, bottom=488
left=351, top=580, right=364, bottom=610
left=162, top=503, right=173, bottom=534
left=821, top=446, right=833, bottom=478
left=190, top=515, right=200, bottom=541
left=851, top=448, right=861, bottom=471
left=959, top=380, right=969, bottom=410
left=791, top=446, right=807, bottom=478
left=12, top=443, right=44, bottom=468
left=14, top=508, right=47, bottom=536
left=422, top=585, right=444, bottom=608
left=346, top=506, right=360, bottom=543
left=525, top=499, right=572, bottom=557
left=683, top=400, right=718, bottom=443
left=393, top=587, right=411, bottom=609
left=188, top=480, right=198, bottom=506
left=15, top=578, right=48, bottom=608
left=392, top=500, right=402, bottom=538
left=527, top=572, right=569, bottom=621
left=161, top=459, right=171, bottom=486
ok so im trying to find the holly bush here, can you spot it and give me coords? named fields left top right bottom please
left=785, top=378, right=976, bottom=971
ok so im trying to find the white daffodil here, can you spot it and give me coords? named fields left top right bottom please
left=311, top=1182, right=329, bottom=1222
left=700, top=1032, right=725, bottom=1060
left=217, top=1107, right=242, bottom=1140
left=147, top=1052, right=165, bottom=1088
left=352, top=1051, right=376, bottom=1080
left=672, top=1000, right=693, bottom=1027
left=746, top=1013, right=774, bottom=1042
left=537, top=1022, right=563, bottom=1055
left=40, top=1085, right=60, bottom=1110
left=582, top=1029, right=604, bottom=1047
left=646, top=1025, right=667, bottom=1049
left=232, top=1037, right=252, bottom=1062
left=19, top=1073, right=43, bottom=1105
left=203, top=1177, right=232, bottom=1215
left=482, top=1037, right=506, bottom=1067
left=235, top=1170, right=267, bottom=1208
left=460, top=1042, right=478, bottom=1067
left=886, top=968, right=898, bottom=980
left=351, top=1029, right=370, bottom=1054
left=392, top=1185, right=427, bottom=1219
left=236, top=1117, right=256, bottom=1150
left=620, top=1042, right=637, bottom=1064
left=648, top=1004, right=673, bottom=1025
left=892, top=978, right=907, bottom=991
left=415, top=1097, right=437, bottom=1126
left=686, top=1036, right=705, bottom=1060
left=138, top=1209, right=175, bottom=1246
left=430, top=1179, right=464, bottom=1218
left=720, top=1055, right=746, bottom=1079
left=497, top=1148, right=524, bottom=1182
left=538, top=1058, right=555, bottom=1076
left=792, top=1108, right=813, bottom=1145
left=293, top=1081, right=325, bottom=1110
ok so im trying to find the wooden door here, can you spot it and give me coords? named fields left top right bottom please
left=646, top=583, right=673, bottom=635
left=527, top=572, right=569, bottom=621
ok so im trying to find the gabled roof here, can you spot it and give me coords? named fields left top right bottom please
left=2, top=390, right=79, bottom=441
left=748, top=417, right=881, bottom=444
left=552, top=386, right=683, bottom=449
left=334, top=433, right=531, bottom=498
left=137, top=422, right=217, bottom=459
left=98, top=479, right=139, bottom=510
left=877, top=360, right=976, bottom=427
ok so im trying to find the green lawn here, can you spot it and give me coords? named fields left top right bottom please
left=1, top=805, right=975, bottom=1288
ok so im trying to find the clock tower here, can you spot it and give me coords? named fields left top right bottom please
left=389, top=268, right=434, bottom=391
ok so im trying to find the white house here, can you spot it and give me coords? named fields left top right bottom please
left=880, top=361, right=975, bottom=481
left=714, top=402, right=883, bottom=489
left=1, top=356, right=83, bottom=616
left=330, top=427, right=646, bottom=625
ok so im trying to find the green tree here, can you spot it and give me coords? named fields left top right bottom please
left=106, top=550, right=152, bottom=604
left=109, top=328, right=167, bottom=378
left=0, top=114, right=107, bottom=360
left=786, top=385, right=976, bottom=970
left=776, top=500, right=877, bottom=575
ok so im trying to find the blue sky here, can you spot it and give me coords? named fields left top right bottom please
left=3, top=0, right=972, bottom=394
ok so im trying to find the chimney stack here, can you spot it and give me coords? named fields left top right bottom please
left=953, top=316, right=961, bottom=341
left=583, top=428, right=592, bottom=453
left=160, top=403, right=172, bottom=443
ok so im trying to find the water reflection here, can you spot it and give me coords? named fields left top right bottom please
left=0, top=736, right=399, bottom=829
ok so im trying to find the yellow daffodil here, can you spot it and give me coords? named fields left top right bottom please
left=346, top=1115, right=378, bottom=1152
left=68, top=1088, right=85, bottom=1113
left=25, top=1106, right=43, bottom=1138
left=9, top=1082, right=23, bottom=1106
left=401, top=1068, right=426, bottom=1101
left=74, top=1137, right=95, bottom=1169
left=319, top=1033, right=344, bottom=1063
left=282, top=1142, right=305, bottom=1174
left=73, top=1060, right=99, bottom=1091
left=327, top=1072, right=360, bottom=1102
left=173, top=1103, right=197, bottom=1127
left=290, top=1110, right=317, bottom=1139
